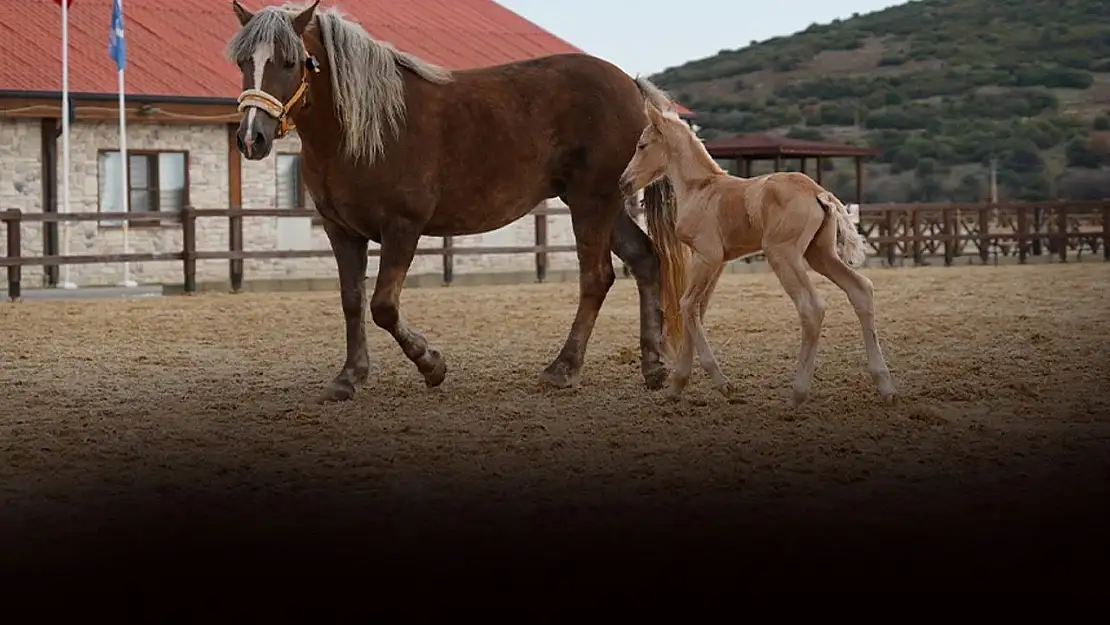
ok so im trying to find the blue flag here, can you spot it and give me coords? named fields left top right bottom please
left=108, top=0, right=126, bottom=71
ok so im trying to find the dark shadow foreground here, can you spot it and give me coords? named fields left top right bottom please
left=2, top=445, right=1107, bottom=605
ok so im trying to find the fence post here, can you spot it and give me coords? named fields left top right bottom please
left=883, top=207, right=896, bottom=267
left=1057, top=204, right=1068, bottom=263
left=910, top=207, right=922, bottom=266
left=441, top=236, right=454, bottom=286
left=942, top=207, right=954, bottom=267
left=1017, top=206, right=1028, bottom=265
left=229, top=204, right=244, bottom=293
left=4, top=209, right=21, bottom=302
left=978, top=205, right=990, bottom=264
left=534, top=206, right=548, bottom=283
left=182, top=205, right=197, bottom=293
left=1101, top=199, right=1110, bottom=262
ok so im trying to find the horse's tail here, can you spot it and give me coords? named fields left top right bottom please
left=633, top=75, right=687, bottom=362
left=816, top=191, right=867, bottom=267
left=642, top=180, right=689, bottom=364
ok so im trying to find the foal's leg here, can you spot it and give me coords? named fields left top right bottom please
left=666, top=252, right=728, bottom=399
left=319, top=220, right=371, bottom=402
left=370, top=219, right=448, bottom=387
left=690, top=262, right=731, bottom=395
left=698, top=263, right=726, bottom=321
left=805, top=246, right=898, bottom=403
left=539, top=195, right=619, bottom=389
left=764, top=244, right=826, bottom=408
left=610, top=207, right=668, bottom=390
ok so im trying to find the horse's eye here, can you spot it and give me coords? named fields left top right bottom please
left=283, top=59, right=296, bottom=69
left=636, top=143, right=646, bottom=151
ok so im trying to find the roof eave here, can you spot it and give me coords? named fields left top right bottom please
left=0, top=90, right=237, bottom=106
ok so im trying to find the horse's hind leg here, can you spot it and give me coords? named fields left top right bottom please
left=805, top=241, right=897, bottom=403
left=370, top=218, right=448, bottom=388
left=319, top=220, right=371, bottom=402
left=539, top=194, right=619, bottom=389
left=610, top=205, right=668, bottom=390
left=764, top=243, right=825, bottom=408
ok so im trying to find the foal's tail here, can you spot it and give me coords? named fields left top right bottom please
left=815, top=191, right=867, bottom=267
left=642, top=180, right=689, bottom=362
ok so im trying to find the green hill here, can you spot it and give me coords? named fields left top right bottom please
left=650, top=0, right=1110, bottom=203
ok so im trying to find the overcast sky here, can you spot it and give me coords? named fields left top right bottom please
left=496, top=0, right=907, bottom=76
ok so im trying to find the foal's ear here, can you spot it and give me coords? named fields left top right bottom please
left=231, top=1, right=254, bottom=27
left=644, top=100, right=666, bottom=128
left=292, top=0, right=321, bottom=35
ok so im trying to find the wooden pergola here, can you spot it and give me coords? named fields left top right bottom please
left=703, top=134, right=879, bottom=203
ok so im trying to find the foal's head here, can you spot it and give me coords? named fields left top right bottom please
left=619, top=101, right=689, bottom=196
left=227, top=1, right=321, bottom=160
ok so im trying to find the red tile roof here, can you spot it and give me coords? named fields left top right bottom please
left=0, top=0, right=692, bottom=115
left=705, top=133, right=878, bottom=158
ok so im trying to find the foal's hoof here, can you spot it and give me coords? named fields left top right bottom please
left=419, top=348, right=448, bottom=388
left=318, top=380, right=356, bottom=403
left=539, top=361, right=581, bottom=389
left=874, top=372, right=899, bottom=406
left=644, top=364, right=669, bottom=391
left=786, top=390, right=809, bottom=409
left=713, top=381, right=733, bottom=398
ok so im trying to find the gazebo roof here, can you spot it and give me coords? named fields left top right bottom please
left=705, top=133, right=879, bottom=159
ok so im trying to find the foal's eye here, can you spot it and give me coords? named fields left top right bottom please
left=636, top=142, right=646, bottom=151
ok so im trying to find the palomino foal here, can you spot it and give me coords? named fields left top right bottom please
left=620, top=102, right=898, bottom=408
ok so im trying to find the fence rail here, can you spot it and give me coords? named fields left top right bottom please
left=3, top=200, right=1109, bottom=300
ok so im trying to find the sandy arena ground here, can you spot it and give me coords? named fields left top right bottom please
left=2, top=261, right=1109, bottom=585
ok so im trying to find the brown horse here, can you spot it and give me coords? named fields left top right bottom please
left=226, top=1, right=684, bottom=401
left=619, top=101, right=898, bottom=408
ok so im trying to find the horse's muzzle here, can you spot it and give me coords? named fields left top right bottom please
left=236, top=111, right=276, bottom=161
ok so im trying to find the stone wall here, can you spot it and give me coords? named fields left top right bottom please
left=1, top=117, right=616, bottom=288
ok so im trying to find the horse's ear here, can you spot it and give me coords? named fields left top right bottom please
left=292, top=0, right=320, bottom=35
left=231, top=1, right=254, bottom=27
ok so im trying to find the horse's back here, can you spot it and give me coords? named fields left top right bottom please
left=446, top=53, right=648, bottom=138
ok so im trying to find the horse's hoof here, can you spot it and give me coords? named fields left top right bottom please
left=318, top=380, right=356, bottom=403
left=644, top=364, right=669, bottom=390
left=881, top=391, right=899, bottom=406
left=539, top=362, right=580, bottom=389
left=419, top=348, right=448, bottom=388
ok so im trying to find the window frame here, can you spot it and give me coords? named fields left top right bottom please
left=95, top=148, right=190, bottom=228
left=275, top=151, right=321, bottom=226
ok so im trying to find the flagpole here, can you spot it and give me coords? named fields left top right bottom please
left=117, top=63, right=135, bottom=288
left=111, top=0, right=135, bottom=288
left=58, top=0, right=76, bottom=289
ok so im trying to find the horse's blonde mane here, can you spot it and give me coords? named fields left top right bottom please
left=225, top=2, right=454, bottom=163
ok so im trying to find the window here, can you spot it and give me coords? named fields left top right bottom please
left=276, top=153, right=319, bottom=224
left=97, top=149, right=188, bottom=226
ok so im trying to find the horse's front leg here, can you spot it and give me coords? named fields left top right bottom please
left=370, top=218, right=448, bottom=387
left=319, top=219, right=371, bottom=402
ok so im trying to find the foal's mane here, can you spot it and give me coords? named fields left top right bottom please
left=225, top=2, right=454, bottom=163
left=654, top=108, right=724, bottom=175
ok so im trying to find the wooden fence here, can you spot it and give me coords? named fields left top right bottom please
left=2, top=200, right=1109, bottom=301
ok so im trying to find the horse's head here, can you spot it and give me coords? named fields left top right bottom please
left=619, top=101, right=681, bottom=196
left=227, top=1, right=322, bottom=160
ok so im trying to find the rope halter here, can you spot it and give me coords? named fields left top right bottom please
left=236, top=39, right=321, bottom=139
